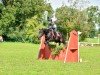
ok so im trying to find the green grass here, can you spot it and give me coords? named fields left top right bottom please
left=84, top=38, right=99, bottom=43
left=0, top=42, right=100, bottom=75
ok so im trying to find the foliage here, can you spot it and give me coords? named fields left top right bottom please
left=86, top=6, right=99, bottom=38
left=0, top=5, right=16, bottom=37
left=0, top=0, right=53, bottom=43
left=80, top=32, right=87, bottom=41
left=49, top=42, right=64, bottom=55
left=56, top=1, right=100, bottom=40
left=25, top=15, right=45, bottom=43
left=56, top=6, right=86, bottom=40
left=0, top=0, right=100, bottom=43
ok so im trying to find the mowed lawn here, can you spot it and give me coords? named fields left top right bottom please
left=85, top=38, right=99, bottom=43
left=0, top=42, right=100, bottom=75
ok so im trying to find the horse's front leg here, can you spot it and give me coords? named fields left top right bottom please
left=59, top=42, right=61, bottom=45
left=45, top=38, right=50, bottom=45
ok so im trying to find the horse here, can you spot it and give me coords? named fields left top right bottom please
left=38, top=28, right=65, bottom=45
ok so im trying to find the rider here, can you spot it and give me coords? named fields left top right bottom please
left=51, top=21, right=57, bottom=36
left=48, top=16, right=58, bottom=38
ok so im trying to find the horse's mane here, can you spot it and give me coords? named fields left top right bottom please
left=41, top=28, right=50, bottom=35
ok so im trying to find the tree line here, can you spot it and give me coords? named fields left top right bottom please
left=0, top=0, right=100, bottom=43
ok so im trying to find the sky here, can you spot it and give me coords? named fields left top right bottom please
left=48, top=0, right=100, bottom=10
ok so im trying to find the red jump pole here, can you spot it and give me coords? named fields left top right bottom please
left=64, top=30, right=79, bottom=62
left=38, top=35, right=52, bottom=59
left=38, top=35, right=46, bottom=59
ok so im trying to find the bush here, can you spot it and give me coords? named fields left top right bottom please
left=49, top=42, right=64, bottom=55
left=80, top=32, right=87, bottom=41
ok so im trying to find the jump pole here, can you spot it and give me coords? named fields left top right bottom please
left=63, top=30, right=79, bottom=63
left=64, top=36, right=71, bottom=63
left=78, top=31, right=82, bottom=62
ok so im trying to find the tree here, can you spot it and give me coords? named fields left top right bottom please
left=55, top=0, right=100, bottom=40
left=0, top=0, right=53, bottom=43
left=86, top=6, right=99, bottom=37
left=1, top=0, right=14, bottom=6
left=56, top=5, right=87, bottom=40
left=25, top=15, right=45, bottom=43
left=96, top=8, right=100, bottom=34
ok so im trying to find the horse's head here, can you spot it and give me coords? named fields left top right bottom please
left=38, top=28, right=50, bottom=39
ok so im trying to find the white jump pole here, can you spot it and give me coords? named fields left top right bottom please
left=78, top=31, right=82, bottom=62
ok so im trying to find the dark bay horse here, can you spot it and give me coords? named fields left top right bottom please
left=38, top=28, right=65, bottom=45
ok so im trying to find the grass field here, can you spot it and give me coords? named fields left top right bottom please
left=0, top=42, right=100, bottom=75
left=85, top=38, right=99, bottom=43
